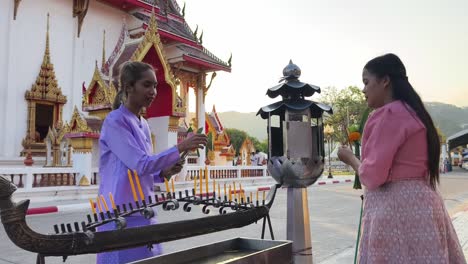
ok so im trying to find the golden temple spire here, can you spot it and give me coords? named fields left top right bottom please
left=102, top=30, right=106, bottom=69
left=25, top=13, right=66, bottom=104
left=44, top=13, right=51, bottom=65
left=149, top=5, right=158, bottom=32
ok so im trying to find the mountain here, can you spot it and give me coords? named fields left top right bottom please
left=214, top=102, right=468, bottom=141
left=216, top=111, right=268, bottom=141
left=425, top=102, right=468, bottom=138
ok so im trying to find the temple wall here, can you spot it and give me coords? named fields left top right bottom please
left=0, top=0, right=132, bottom=161
left=0, top=0, right=12, bottom=158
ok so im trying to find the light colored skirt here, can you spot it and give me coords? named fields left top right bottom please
left=359, top=179, right=466, bottom=264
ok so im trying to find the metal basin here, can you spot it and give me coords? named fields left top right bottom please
left=130, top=237, right=292, bottom=264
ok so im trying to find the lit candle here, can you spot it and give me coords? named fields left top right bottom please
left=199, top=169, right=203, bottom=197
left=239, top=183, right=243, bottom=201
left=213, top=179, right=216, bottom=197
left=133, top=170, right=145, bottom=201
left=100, top=195, right=109, bottom=212
left=218, top=183, right=221, bottom=198
left=109, top=192, right=117, bottom=210
left=127, top=170, right=139, bottom=202
left=205, top=166, right=209, bottom=197
left=171, top=178, right=175, bottom=194
left=89, top=198, right=96, bottom=214
left=233, top=182, right=236, bottom=200
left=96, top=198, right=103, bottom=213
left=193, top=176, right=197, bottom=195
left=164, top=177, right=170, bottom=193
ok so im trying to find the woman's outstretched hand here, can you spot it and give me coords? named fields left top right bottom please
left=162, top=159, right=185, bottom=180
left=337, top=145, right=355, bottom=165
left=176, top=133, right=208, bottom=153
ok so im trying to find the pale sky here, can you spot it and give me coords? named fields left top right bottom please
left=183, top=0, right=468, bottom=113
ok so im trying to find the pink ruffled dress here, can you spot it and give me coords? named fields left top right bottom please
left=358, top=100, right=466, bottom=263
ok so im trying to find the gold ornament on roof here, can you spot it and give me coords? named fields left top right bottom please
left=129, top=10, right=184, bottom=116
left=82, top=62, right=116, bottom=109
left=68, top=106, right=92, bottom=133
left=25, top=14, right=67, bottom=104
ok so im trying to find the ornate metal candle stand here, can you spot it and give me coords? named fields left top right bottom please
left=258, top=60, right=333, bottom=264
left=0, top=176, right=280, bottom=264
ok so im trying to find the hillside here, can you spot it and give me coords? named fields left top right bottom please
left=215, top=102, right=468, bottom=141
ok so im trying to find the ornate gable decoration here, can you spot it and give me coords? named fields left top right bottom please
left=68, top=106, right=92, bottom=133
left=130, top=11, right=180, bottom=115
left=83, top=62, right=116, bottom=111
left=25, top=14, right=67, bottom=104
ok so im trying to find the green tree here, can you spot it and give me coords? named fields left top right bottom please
left=319, top=86, right=369, bottom=143
left=206, top=131, right=213, bottom=155
left=226, top=128, right=248, bottom=155
left=250, top=137, right=267, bottom=153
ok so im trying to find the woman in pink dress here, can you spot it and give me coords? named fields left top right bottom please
left=338, top=54, right=465, bottom=263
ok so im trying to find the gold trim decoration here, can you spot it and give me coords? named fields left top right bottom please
left=130, top=10, right=183, bottom=116
left=44, top=122, right=71, bottom=167
left=82, top=61, right=116, bottom=111
left=168, top=116, right=180, bottom=132
left=23, top=14, right=67, bottom=156
left=69, top=137, right=93, bottom=153
left=79, top=175, right=90, bottom=186
left=72, top=0, right=90, bottom=38
left=25, top=14, right=67, bottom=104
left=13, top=0, right=21, bottom=20
left=101, top=30, right=106, bottom=69
left=68, top=106, right=92, bottom=133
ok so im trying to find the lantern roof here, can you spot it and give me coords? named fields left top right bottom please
left=266, top=60, right=320, bottom=99
left=257, top=99, right=332, bottom=119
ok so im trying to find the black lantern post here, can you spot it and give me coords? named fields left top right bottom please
left=257, top=60, right=333, bottom=264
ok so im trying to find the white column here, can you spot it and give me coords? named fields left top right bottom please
left=147, top=116, right=170, bottom=154
left=0, top=0, right=11, bottom=158
left=69, top=21, right=82, bottom=119
left=196, top=84, right=206, bottom=166
left=72, top=152, right=92, bottom=186
left=3, top=1, right=18, bottom=158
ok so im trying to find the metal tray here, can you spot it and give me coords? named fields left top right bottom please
left=131, top=237, right=293, bottom=264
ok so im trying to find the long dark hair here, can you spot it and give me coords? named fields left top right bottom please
left=364, top=53, right=440, bottom=189
left=112, top=61, right=154, bottom=110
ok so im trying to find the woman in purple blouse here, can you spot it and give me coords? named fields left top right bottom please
left=96, top=61, right=207, bottom=264
left=338, top=54, right=465, bottom=263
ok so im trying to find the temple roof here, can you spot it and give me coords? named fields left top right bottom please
left=175, top=44, right=231, bottom=72
left=132, top=11, right=195, bottom=42
left=131, top=11, right=230, bottom=72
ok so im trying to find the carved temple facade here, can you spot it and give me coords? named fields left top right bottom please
left=0, top=0, right=231, bottom=185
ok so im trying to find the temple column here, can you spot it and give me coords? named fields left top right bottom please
left=0, top=0, right=11, bottom=157
left=72, top=151, right=92, bottom=186
left=196, top=73, right=206, bottom=166
left=147, top=116, right=170, bottom=154
left=2, top=0, right=17, bottom=158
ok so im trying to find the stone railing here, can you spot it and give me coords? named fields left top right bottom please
left=0, top=167, right=97, bottom=192
left=182, top=165, right=268, bottom=181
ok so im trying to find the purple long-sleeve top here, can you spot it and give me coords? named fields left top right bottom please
left=98, top=105, right=179, bottom=205
left=96, top=105, right=179, bottom=264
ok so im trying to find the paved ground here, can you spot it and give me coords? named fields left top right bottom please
left=0, top=171, right=467, bottom=264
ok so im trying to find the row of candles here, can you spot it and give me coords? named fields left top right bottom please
left=169, top=167, right=266, bottom=202
left=52, top=169, right=269, bottom=234
left=87, top=169, right=267, bottom=216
